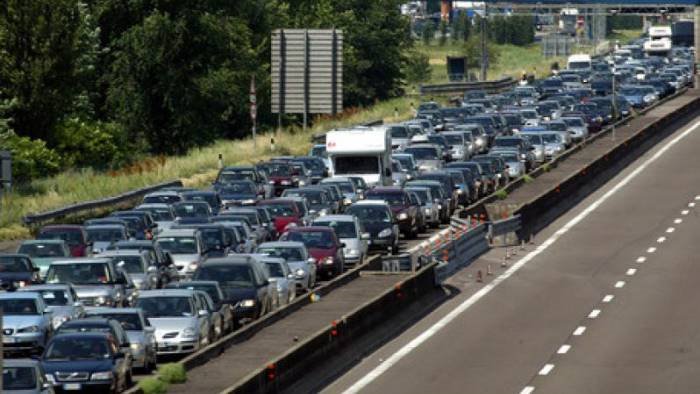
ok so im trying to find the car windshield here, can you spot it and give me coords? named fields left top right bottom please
left=260, top=203, right=295, bottom=217
left=334, top=156, right=379, bottom=175
left=139, top=208, right=174, bottom=221
left=184, top=194, right=218, bottom=207
left=389, top=126, right=409, bottom=138
left=156, top=237, right=198, bottom=254
left=499, top=153, right=519, bottom=162
left=346, top=206, right=392, bottom=223
left=194, top=265, right=255, bottom=288
left=563, top=118, right=585, bottom=127
left=110, top=256, right=145, bottom=274
left=324, top=181, right=353, bottom=193
left=407, top=189, right=430, bottom=203
left=136, top=296, right=193, bottom=317
left=315, top=221, right=357, bottom=238
left=90, top=313, right=143, bottom=330
left=173, top=204, right=209, bottom=218
left=541, top=134, right=561, bottom=143
left=522, top=134, right=543, bottom=144
left=0, top=299, right=38, bottom=315
left=257, top=247, right=304, bottom=261
left=284, top=190, right=322, bottom=204
left=285, top=231, right=334, bottom=249
left=3, top=366, right=37, bottom=390
left=394, top=156, right=414, bottom=169
left=218, top=171, right=255, bottom=183
left=311, top=146, right=327, bottom=158
left=366, top=192, right=405, bottom=205
left=220, top=183, right=256, bottom=194
left=443, top=134, right=463, bottom=144
left=86, top=228, right=125, bottom=243
left=37, top=230, right=83, bottom=246
left=46, top=263, right=113, bottom=285
left=404, top=147, right=438, bottom=160
left=18, top=242, right=67, bottom=258
left=494, top=138, right=521, bottom=147
left=265, top=262, right=285, bottom=277
left=268, top=163, right=292, bottom=176
left=143, top=194, right=181, bottom=204
left=45, top=336, right=111, bottom=361
left=35, top=289, right=70, bottom=306
left=620, top=87, right=642, bottom=95
left=0, top=255, right=31, bottom=272
left=199, top=229, right=226, bottom=249
left=174, top=284, right=221, bottom=304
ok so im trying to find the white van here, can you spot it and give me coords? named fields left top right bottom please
left=326, top=127, right=392, bottom=187
left=567, top=54, right=592, bottom=71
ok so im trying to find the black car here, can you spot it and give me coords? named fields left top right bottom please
left=41, top=332, right=132, bottom=393
left=281, top=187, right=334, bottom=217
left=170, top=223, right=231, bottom=257
left=0, top=254, right=41, bottom=288
left=106, top=240, right=177, bottom=286
left=345, top=202, right=400, bottom=254
left=414, top=172, right=458, bottom=216
left=181, top=191, right=223, bottom=215
left=55, top=317, right=132, bottom=358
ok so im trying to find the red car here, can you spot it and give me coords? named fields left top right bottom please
left=257, top=199, right=303, bottom=234
left=36, top=225, right=91, bottom=257
left=281, top=226, right=345, bottom=278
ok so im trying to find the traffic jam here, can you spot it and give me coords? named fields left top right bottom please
left=1, top=37, right=695, bottom=393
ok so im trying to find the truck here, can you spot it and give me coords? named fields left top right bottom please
left=643, top=26, right=672, bottom=57
left=672, top=20, right=694, bottom=47
left=325, top=127, right=392, bottom=187
left=567, top=53, right=592, bottom=71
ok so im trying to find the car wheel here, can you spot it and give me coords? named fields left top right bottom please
left=126, top=371, right=133, bottom=388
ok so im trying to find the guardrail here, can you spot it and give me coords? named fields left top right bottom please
left=419, top=77, right=518, bottom=96
left=22, top=180, right=184, bottom=226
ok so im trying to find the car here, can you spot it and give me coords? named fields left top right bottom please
left=191, top=290, right=224, bottom=341
left=313, top=215, right=369, bottom=268
left=405, top=180, right=451, bottom=224
left=365, top=187, right=420, bottom=238
left=345, top=201, right=400, bottom=254
left=134, top=203, right=176, bottom=233
left=110, top=210, right=157, bottom=240
left=45, top=258, right=130, bottom=307
left=441, top=131, right=470, bottom=161
left=100, top=250, right=158, bottom=291
left=19, top=284, right=85, bottom=329
left=560, top=116, right=590, bottom=142
left=255, top=241, right=317, bottom=293
left=279, top=196, right=314, bottom=226
left=84, top=224, right=129, bottom=255
left=289, top=156, right=329, bottom=184
left=391, top=160, right=408, bottom=187
left=392, top=153, right=419, bottom=182
left=217, top=180, right=261, bottom=207
left=142, top=190, right=183, bottom=205
left=172, top=201, right=213, bottom=221
left=210, top=218, right=258, bottom=253
left=55, top=317, right=132, bottom=362
left=492, top=151, right=526, bottom=179
left=539, top=132, right=567, bottom=158
left=309, top=144, right=332, bottom=172
left=171, top=223, right=233, bottom=258
left=165, top=280, right=234, bottom=334
left=213, top=166, right=273, bottom=198
left=260, top=161, right=307, bottom=196
left=15, top=241, right=72, bottom=280
left=218, top=208, right=271, bottom=242
left=445, top=162, right=488, bottom=198
left=281, top=187, right=335, bottom=218
left=0, top=253, right=42, bottom=287
left=134, top=289, right=213, bottom=355
left=261, top=257, right=296, bottom=307
left=84, top=308, right=158, bottom=372
left=0, top=292, right=53, bottom=356
left=36, top=225, right=91, bottom=258
left=41, top=332, right=132, bottom=393
left=3, top=358, right=54, bottom=394
left=404, top=186, right=440, bottom=228
left=320, top=177, right=360, bottom=206
left=280, top=227, right=346, bottom=278
left=181, top=190, right=223, bottom=215
left=402, top=144, right=443, bottom=172
left=413, top=172, right=458, bottom=217
left=257, top=199, right=304, bottom=235
left=191, top=255, right=274, bottom=324
left=104, top=239, right=178, bottom=286
left=155, top=229, right=207, bottom=279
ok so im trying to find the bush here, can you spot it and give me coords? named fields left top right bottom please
left=0, top=131, right=62, bottom=183
left=523, top=174, right=534, bottom=183
left=55, top=118, right=134, bottom=170
left=138, top=377, right=169, bottom=394
left=404, top=50, right=432, bottom=84
left=158, top=363, right=187, bottom=384
left=494, top=189, right=508, bottom=200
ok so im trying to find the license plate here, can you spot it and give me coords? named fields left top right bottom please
left=158, top=342, right=171, bottom=348
left=367, top=240, right=372, bottom=245
left=2, top=337, right=14, bottom=344
left=63, top=383, right=82, bottom=391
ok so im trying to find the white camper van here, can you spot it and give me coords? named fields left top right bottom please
left=326, top=127, right=392, bottom=187
left=644, top=26, right=672, bottom=56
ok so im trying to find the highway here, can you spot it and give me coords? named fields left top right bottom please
left=323, top=114, right=700, bottom=394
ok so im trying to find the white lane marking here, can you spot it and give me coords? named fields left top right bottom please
left=636, top=256, right=646, bottom=263
left=674, top=218, right=683, bottom=224
left=695, top=196, right=700, bottom=200
left=666, top=227, right=675, bottom=233
left=647, top=247, right=657, bottom=253
left=657, top=236, right=666, bottom=243
left=602, top=295, right=615, bottom=303
left=689, top=202, right=696, bottom=208
left=520, top=387, right=536, bottom=394
left=557, top=344, right=571, bottom=354
left=588, top=309, right=601, bottom=319
left=341, top=120, right=700, bottom=394
left=682, top=210, right=690, bottom=215
left=573, top=326, right=587, bottom=336
left=615, top=281, right=626, bottom=288
left=539, top=364, right=555, bottom=376
left=626, top=268, right=637, bottom=276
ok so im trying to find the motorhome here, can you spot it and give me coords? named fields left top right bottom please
left=643, top=26, right=672, bottom=57
left=326, top=127, right=392, bottom=187
left=567, top=54, right=592, bottom=71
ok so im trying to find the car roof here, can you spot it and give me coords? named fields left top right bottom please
left=85, top=224, right=125, bottom=230
left=4, top=358, right=41, bottom=367
left=20, top=239, right=66, bottom=245
left=52, top=332, right=111, bottom=341
left=369, top=186, right=404, bottom=193
left=99, top=250, right=147, bottom=257
left=157, top=229, right=197, bottom=237
left=85, top=307, right=143, bottom=315
left=138, top=289, right=194, bottom=297
left=168, top=280, right=219, bottom=287
left=20, top=284, right=72, bottom=291
left=258, top=241, right=306, bottom=249
left=41, top=225, right=84, bottom=230
left=353, top=200, right=391, bottom=207
left=61, top=317, right=114, bottom=326
left=286, top=226, right=334, bottom=233
left=313, top=214, right=355, bottom=222
left=0, top=291, right=41, bottom=300
left=50, top=258, right=112, bottom=266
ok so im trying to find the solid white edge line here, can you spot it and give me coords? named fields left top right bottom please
left=674, top=218, right=683, bottom=224
left=647, top=247, right=657, bottom=253
left=657, top=236, right=666, bottom=243
left=689, top=202, right=696, bottom=208
left=340, top=120, right=700, bottom=394
left=666, top=227, right=675, bottom=233
left=682, top=210, right=690, bottom=215
left=538, top=364, right=555, bottom=376
left=557, top=344, right=571, bottom=354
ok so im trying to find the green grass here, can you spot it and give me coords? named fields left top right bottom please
left=157, top=363, right=187, bottom=384
left=138, top=377, right=169, bottom=394
left=607, top=29, right=643, bottom=44
left=494, top=189, right=508, bottom=200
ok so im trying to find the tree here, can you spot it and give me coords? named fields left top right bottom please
left=422, top=22, right=435, bottom=45
left=439, top=20, right=448, bottom=46
left=404, top=50, right=432, bottom=84
left=0, top=0, right=83, bottom=145
left=451, top=14, right=464, bottom=43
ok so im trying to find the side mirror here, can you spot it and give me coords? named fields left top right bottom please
left=114, top=351, right=126, bottom=359
left=144, top=326, right=155, bottom=333
left=44, top=308, right=52, bottom=314
left=147, top=266, right=158, bottom=273
left=198, top=309, right=209, bottom=317
left=339, top=242, right=346, bottom=248
left=73, top=301, right=82, bottom=307
left=361, top=233, right=370, bottom=240
left=307, top=257, right=317, bottom=265
left=287, top=273, right=295, bottom=280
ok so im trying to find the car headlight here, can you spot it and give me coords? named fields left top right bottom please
left=18, top=325, right=40, bottom=333
left=343, top=198, right=352, bottom=205
left=520, top=153, right=526, bottom=159
left=378, top=228, right=393, bottom=238
left=241, top=299, right=256, bottom=307
left=281, top=180, right=291, bottom=185
left=319, top=209, right=328, bottom=216
left=321, top=256, right=334, bottom=265
left=45, top=374, right=56, bottom=384
left=295, top=268, right=306, bottom=277
left=424, top=208, right=431, bottom=215
left=242, top=199, right=256, bottom=205
left=398, top=212, right=408, bottom=220
left=91, top=371, right=113, bottom=381
left=457, top=189, right=464, bottom=194
left=96, top=296, right=113, bottom=306
left=298, top=180, right=306, bottom=186
left=130, top=343, right=143, bottom=351
left=344, top=249, right=359, bottom=258
left=52, top=316, right=69, bottom=329
left=188, top=262, right=199, bottom=271
left=437, top=204, right=443, bottom=210
left=182, top=327, right=197, bottom=338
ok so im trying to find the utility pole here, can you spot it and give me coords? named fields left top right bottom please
left=480, top=5, right=488, bottom=81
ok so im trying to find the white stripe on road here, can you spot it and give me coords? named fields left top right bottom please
left=340, top=120, right=700, bottom=394
left=588, top=309, right=601, bottom=319
left=573, top=326, right=587, bottom=336
left=666, top=227, right=675, bottom=233
left=626, top=268, right=637, bottom=276
left=647, top=247, right=657, bottom=253
left=657, top=236, right=666, bottom=243
left=538, top=364, right=555, bottom=376
left=689, top=202, right=696, bottom=208
left=557, top=344, right=571, bottom=354
left=602, top=295, right=614, bottom=303
left=520, top=387, right=536, bottom=394
left=674, top=218, right=683, bottom=224
left=636, top=256, right=646, bottom=263
left=681, top=210, right=690, bottom=215
left=615, top=281, right=626, bottom=288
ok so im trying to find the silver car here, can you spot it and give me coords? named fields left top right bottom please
left=321, top=177, right=360, bottom=206
left=135, top=289, right=212, bottom=355
left=45, top=258, right=129, bottom=308
left=85, top=307, right=157, bottom=371
left=0, top=292, right=53, bottom=355
left=261, top=257, right=296, bottom=307
left=165, top=280, right=235, bottom=335
left=404, top=186, right=440, bottom=228
left=403, top=143, right=443, bottom=172
left=519, top=133, right=546, bottom=163
left=493, top=151, right=526, bottom=179
left=85, top=224, right=129, bottom=255
left=3, top=358, right=54, bottom=393
left=255, top=241, right=317, bottom=293
left=155, top=228, right=207, bottom=278
left=540, top=132, right=567, bottom=159
left=19, top=284, right=84, bottom=330
left=101, top=250, right=158, bottom=291
left=134, top=203, right=176, bottom=233
left=560, top=116, right=589, bottom=142
left=312, top=215, right=369, bottom=268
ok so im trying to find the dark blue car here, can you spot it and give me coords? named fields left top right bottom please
left=0, top=254, right=41, bottom=288
left=41, top=332, right=132, bottom=393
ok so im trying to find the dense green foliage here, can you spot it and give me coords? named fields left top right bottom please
left=0, top=0, right=411, bottom=181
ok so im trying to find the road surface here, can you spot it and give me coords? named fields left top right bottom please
left=323, top=115, right=700, bottom=394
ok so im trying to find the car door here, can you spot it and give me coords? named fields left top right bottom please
left=191, top=296, right=210, bottom=340
left=356, top=220, right=369, bottom=257
left=198, top=292, right=222, bottom=338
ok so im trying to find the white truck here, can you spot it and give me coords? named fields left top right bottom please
left=326, top=127, right=392, bottom=187
left=643, top=26, right=672, bottom=57
left=566, top=53, right=592, bottom=71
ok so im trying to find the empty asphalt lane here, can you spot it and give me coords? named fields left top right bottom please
left=323, top=116, right=700, bottom=394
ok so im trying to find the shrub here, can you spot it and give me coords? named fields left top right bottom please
left=158, top=363, right=187, bottom=384
left=0, top=131, right=61, bottom=183
left=138, top=377, right=169, bottom=394
left=494, top=189, right=508, bottom=200
left=404, top=50, right=432, bottom=84
left=523, top=174, right=534, bottom=183
left=55, top=118, right=134, bottom=170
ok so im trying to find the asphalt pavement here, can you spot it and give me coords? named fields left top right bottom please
left=322, top=115, right=700, bottom=394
